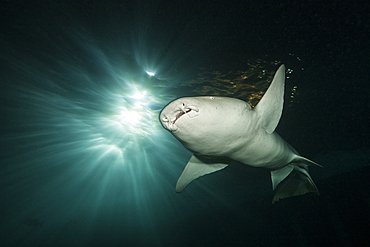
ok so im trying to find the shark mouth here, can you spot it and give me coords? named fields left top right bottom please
left=161, top=105, right=199, bottom=132
left=172, top=108, right=192, bottom=124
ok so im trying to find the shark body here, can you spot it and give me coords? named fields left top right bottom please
left=159, top=65, right=320, bottom=203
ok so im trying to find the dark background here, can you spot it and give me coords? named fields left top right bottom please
left=0, top=0, right=369, bottom=246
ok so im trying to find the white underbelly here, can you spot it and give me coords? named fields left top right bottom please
left=230, top=132, right=296, bottom=170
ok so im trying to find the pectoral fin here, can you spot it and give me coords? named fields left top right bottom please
left=175, top=155, right=229, bottom=193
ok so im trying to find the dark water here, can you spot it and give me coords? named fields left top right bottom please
left=0, top=1, right=369, bottom=246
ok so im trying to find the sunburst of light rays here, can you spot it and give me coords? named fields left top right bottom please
left=0, top=4, right=268, bottom=246
left=0, top=19, right=255, bottom=246
left=0, top=33, right=219, bottom=236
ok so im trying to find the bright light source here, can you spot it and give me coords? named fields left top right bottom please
left=131, top=90, right=146, bottom=100
left=146, top=71, right=155, bottom=76
left=119, top=109, right=142, bottom=124
left=134, top=102, right=143, bottom=109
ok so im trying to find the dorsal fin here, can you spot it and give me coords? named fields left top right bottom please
left=255, top=65, right=286, bottom=134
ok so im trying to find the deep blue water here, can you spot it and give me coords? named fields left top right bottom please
left=1, top=1, right=369, bottom=246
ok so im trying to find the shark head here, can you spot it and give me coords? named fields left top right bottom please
left=159, top=96, right=252, bottom=156
left=159, top=98, right=201, bottom=132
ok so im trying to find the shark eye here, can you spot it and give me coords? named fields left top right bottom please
left=182, top=103, right=185, bottom=107
left=210, top=97, right=214, bottom=100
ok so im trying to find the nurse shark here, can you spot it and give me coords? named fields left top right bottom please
left=159, top=65, right=321, bottom=203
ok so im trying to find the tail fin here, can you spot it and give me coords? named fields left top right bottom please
left=271, top=157, right=321, bottom=204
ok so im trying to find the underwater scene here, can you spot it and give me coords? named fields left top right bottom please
left=0, top=1, right=369, bottom=246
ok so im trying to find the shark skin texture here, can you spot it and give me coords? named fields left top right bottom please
left=160, top=65, right=321, bottom=203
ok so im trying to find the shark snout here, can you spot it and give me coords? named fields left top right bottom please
left=160, top=110, right=179, bottom=131
left=159, top=101, right=200, bottom=131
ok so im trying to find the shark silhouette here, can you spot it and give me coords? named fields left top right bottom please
left=160, top=65, right=321, bottom=203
